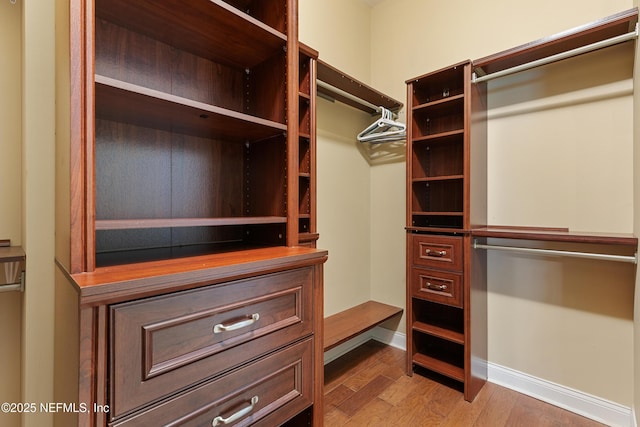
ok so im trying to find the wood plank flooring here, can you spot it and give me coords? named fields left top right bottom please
left=324, top=340, right=606, bottom=427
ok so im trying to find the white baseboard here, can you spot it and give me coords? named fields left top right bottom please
left=324, top=328, right=633, bottom=426
left=488, top=362, right=633, bottom=427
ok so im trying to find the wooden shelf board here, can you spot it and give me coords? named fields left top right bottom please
left=413, top=94, right=465, bottom=111
left=412, top=353, right=464, bottom=382
left=407, top=226, right=467, bottom=234
left=95, top=75, right=287, bottom=142
left=412, top=212, right=464, bottom=217
left=413, top=321, right=464, bottom=345
left=95, top=0, right=286, bottom=69
left=298, top=232, right=320, bottom=243
left=413, top=129, right=464, bottom=144
left=317, top=60, right=403, bottom=114
left=96, top=216, right=288, bottom=231
left=0, top=246, right=26, bottom=263
left=472, top=226, right=638, bottom=246
left=473, top=8, right=639, bottom=77
left=413, top=175, right=464, bottom=183
left=324, top=301, right=403, bottom=351
left=69, top=246, right=329, bottom=304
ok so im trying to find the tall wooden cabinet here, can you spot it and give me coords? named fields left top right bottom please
left=55, top=1, right=325, bottom=426
left=405, top=61, right=487, bottom=401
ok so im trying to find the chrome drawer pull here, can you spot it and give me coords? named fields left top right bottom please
left=212, top=396, right=259, bottom=426
left=425, top=249, right=447, bottom=257
left=426, top=282, right=447, bottom=291
left=213, top=313, right=260, bottom=334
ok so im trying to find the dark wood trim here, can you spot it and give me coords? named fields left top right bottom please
left=473, top=8, right=638, bottom=76
left=95, top=216, right=287, bottom=230
left=286, top=0, right=299, bottom=247
left=317, top=60, right=403, bottom=114
left=70, top=246, right=328, bottom=306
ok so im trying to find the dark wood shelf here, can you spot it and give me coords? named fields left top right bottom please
left=413, top=353, right=464, bottom=382
left=95, top=75, right=287, bottom=142
left=413, top=130, right=464, bottom=144
left=317, top=60, right=403, bottom=115
left=473, top=8, right=638, bottom=77
left=413, top=212, right=464, bottom=217
left=0, top=240, right=25, bottom=263
left=95, top=0, right=287, bottom=70
left=324, top=301, right=403, bottom=351
left=413, top=321, right=464, bottom=345
left=413, top=94, right=465, bottom=111
left=471, top=226, right=638, bottom=247
left=413, top=175, right=464, bottom=183
left=95, top=216, right=288, bottom=231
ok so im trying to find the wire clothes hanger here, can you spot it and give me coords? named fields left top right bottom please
left=357, top=106, right=406, bottom=144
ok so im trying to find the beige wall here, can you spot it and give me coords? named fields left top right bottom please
left=0, top=2, right=23, bottom=427
left=22, top=0, right=57, bottom=425
left=300, top=1, right=376, bottom=316
left=303, top=0, right=635, bottom=408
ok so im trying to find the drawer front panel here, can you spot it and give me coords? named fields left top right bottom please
left=412, top=267, right=463, bottom=308
left=110, top=267, right=313, bottom=419
left=111, top=339, right=313, bottom=427
left=412, top=234, right=462, bottom=271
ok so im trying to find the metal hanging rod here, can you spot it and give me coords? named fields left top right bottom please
left=317, top=80, right=384, bottom=114
left=473, top=240, right=638, bottom=264
left=472, top=23, right=639, bottom=84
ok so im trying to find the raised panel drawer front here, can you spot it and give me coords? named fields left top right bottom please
left=412, top=267, right=463, bottom=308
left=110, top=267, right=313, bottom=420
left=412, top=234, right=462, bottom=271
left=110, top=339, right=313, bottom=427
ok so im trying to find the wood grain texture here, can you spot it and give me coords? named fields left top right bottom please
left=95, top=0, right=286, bottom=69
left=323, top=301, right=403, bottom=351
left=326, top=341, right=606, bottom=427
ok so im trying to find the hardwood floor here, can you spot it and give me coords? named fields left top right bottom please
left=324, top=340, right=606, bottom=427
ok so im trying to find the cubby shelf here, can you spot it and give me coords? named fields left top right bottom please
left=95, top=0, right=287, bottom=69
left=95, top=76, right=287, bottom=141
left=413, top=321, right=464, bottom=345
left=95, top=216, right=288, bottom=230
left=413, top=353, right=464, bottom=382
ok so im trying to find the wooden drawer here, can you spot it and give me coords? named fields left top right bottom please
left=412, top=234, right=462, bottom=271
left=412, top=267, right=463, bottom=308
left=110, top=339, right=313, bottom=427
left=109, top=267, right=313, bottom=419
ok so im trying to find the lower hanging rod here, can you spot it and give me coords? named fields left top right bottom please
left=472, top=23, right=639, bottom=84
left=473, top=240, right=638, bottom=264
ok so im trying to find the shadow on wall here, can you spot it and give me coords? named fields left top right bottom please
left=485, top=239, right=636, bottom=320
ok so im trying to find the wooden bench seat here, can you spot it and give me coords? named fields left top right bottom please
left=323, top=300, right=403, bottom=351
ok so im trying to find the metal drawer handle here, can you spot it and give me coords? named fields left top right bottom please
left=426, top=282, right=447, bottom=291
left=213, top=313, right=260, bottom=334
left=212, top=396, right=259, bottom=426
left=425, top=249, right=447, bottom=257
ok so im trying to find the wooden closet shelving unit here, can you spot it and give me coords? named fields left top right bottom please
left=405, top=60, right=488, bottom=402
left=406, top=7, right=639, bottom=404
left=56, top=1, right=326, bottom=426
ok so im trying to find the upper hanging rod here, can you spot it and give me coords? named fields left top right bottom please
left=473, top=239, right=638, bottom=264
left=317, top=80, right=382, bottom=114
left=472, top=23, right=639, bottom=84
